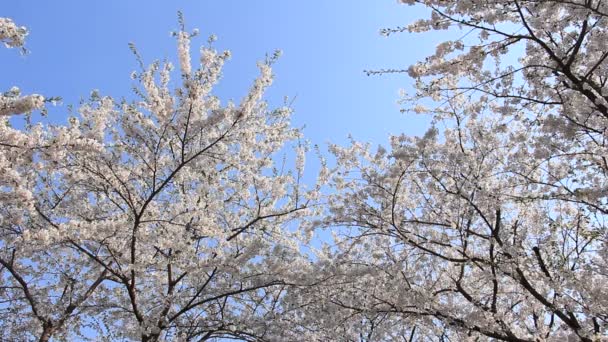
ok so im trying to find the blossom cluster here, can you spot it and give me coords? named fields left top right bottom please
left=0, top=17, right=27, bottom=48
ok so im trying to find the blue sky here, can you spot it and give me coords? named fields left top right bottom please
left=1, top=1, right=452, bottom=149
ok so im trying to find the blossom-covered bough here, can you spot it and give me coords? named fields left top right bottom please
left=0, top=18, right=45, bottom=118
left=0, top=15, right=322, bottom=341
left=301, top=1, right=608, bottom=341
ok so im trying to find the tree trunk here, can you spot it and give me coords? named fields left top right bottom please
left=38, top=323, right=54, bottom=342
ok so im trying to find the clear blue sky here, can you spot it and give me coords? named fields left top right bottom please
left=1, top=1, right=450, bottom=148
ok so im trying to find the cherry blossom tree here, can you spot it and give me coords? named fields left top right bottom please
left=6, top=1, right=608, bottom=340
left=306, top=1, right=608, bottom=341
left=1, top=15, right=321, bottom=341
left=2, top=17, right=76, bottom=342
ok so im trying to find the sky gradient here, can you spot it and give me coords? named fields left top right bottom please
left=1, top=1, right=456, bottom=149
